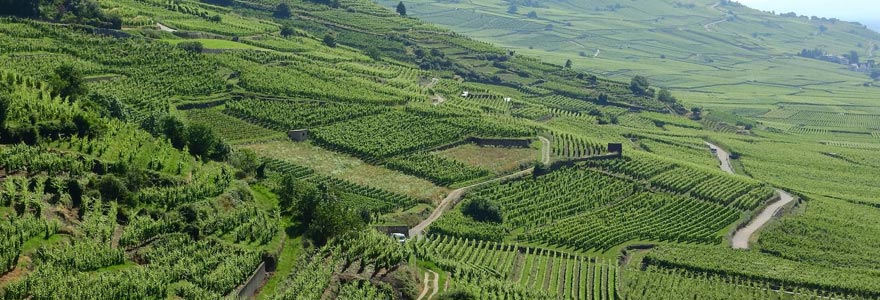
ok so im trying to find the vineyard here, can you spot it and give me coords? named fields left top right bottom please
left=410, top=236, right=618, bottom=300
left=386, top=152, right=490, bottom=186
left=223, top=98, right=390, bottom=131
left=1, top=0, right=877, bottom=297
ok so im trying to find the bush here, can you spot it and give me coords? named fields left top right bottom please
left=462, top=198, right=503, bottom=223
left=323, top=33, right=337, bottom=48
left=630, top=75, right=649, bottom=96
left=177, top=41, right=203, bottom=53
left=280, top=24, right=294, bottom=37
left=98, top=175, right=129, bottom=204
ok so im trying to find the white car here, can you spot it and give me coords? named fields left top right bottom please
left=391, top=233, right=407, bottom=243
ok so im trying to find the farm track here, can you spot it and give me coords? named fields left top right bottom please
left=156, top=22, right=176, bottom=32
left=706, top=142, right=796, bottom=249
left=703, top=2, right=727, bottom=32
left=416, top=270, right=439, bottom=300
left=409, top=136, right=550, bottom=237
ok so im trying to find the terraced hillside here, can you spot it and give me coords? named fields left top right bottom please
left=375, top=0, right=880, bottom=114
left=1, top=0, right=880, bottom=299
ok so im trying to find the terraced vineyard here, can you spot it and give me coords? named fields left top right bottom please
left=2, top=0, right=880, bottom=298
left=411, top=236, right=618, bottom=300
left=223, top=98, right=390, bottom=131
left=183, top=107, right=285, bottom=144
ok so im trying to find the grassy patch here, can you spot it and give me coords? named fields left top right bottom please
left=435, top=144, right=538, bottom=174
left=240, top=140, right=448, bottom=202
left=258, top=234, right=302, bottom=300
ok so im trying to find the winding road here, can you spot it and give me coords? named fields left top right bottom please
left=408, top=137, right=550, bottom=238
left=703, top=2, right=727, bottom=32
left=705, top=142, right=796, bottom=249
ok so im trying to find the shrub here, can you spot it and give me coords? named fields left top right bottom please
left=462, top=198, right=503, bottom=223
left=176, top=41, right=203, bottom=53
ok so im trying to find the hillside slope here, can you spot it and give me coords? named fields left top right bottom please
left=377, top=0, right=880, bottom=107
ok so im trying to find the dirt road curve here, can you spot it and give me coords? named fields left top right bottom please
left=704, top=2, right=727, bottom=32
left=704, top=142, right=734, bottom=174
left=706, top=141, right=796, bottom=249
left=416, top=270, right=439, bottom=300
left=731, top=189, right=794, bottom=249
left=408, top=137, right=550, bottom=237
left=156, top=23, right=177, bottom=32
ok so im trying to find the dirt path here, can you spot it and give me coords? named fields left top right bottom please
left=705, top=142, right=734, bottom=174
left=409, top=137, right=550, bottom=237
left=706, top=142, right=796, bottom=249
left=703, top=2, right=727, bottom=32
left=416, top=270, right=439, bottom=300
left=538, top=136, right=551, bottom=165
left=428, top=270, right=439, bottom=299
left=416, top=272, right=430, bottom=300
left=156, top=23, right=177, bottom=32
left=731, top=189, right=793, bottom=249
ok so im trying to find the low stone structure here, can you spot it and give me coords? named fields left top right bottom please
left=288, top=129, right=309, bottom=142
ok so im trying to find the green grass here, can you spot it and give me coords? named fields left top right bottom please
left=258, top=235, right=302, bottom=300
left=435, top=143, right=538, bottom=175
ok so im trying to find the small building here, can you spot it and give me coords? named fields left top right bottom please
left=288, top=129, right=309, bottom=142
left=607, top=143, right=623, bottom=157
left=461, top=91, right=469, bottom=97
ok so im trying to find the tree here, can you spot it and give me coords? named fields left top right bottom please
left=871, top=70, right=880, bottom=80
left=72, top=113, right=105, bottom=138
left=657, top=88, right=676, bottom=103
left=159, top=115, right=188, bottom=149
left=462, top=198, right=503, bottom=223
left=210, top=14, right=222, bottom=23
left=306, top=192, right=365, bottom=246
left=396, top=1, right=406, bottom=16
left=98, top=175, right=130, bottom=204
left=274, top=3, right=291, bottom=18
left=507, top=4, right=518, bottom=14
left=50, top=65, right=87, bottom=101
left=526, top=11, right=537, bottom=18
left=818, top=25, right=828, bottom=33
left=690, top=106, right=703, bottom=120
left=597, top=93, right=608, bottom=105
left=229, top=149, right=259, bottom=175
left=630, top=75, right=650, bottom=96
left=323, top=33, right=336, bottom=48
left=186, top=124, right=225, bottom=159
left=364, top=46, right=381, bottom=60
left=280, top=24, right=295, bottom=37
left=277, top=174, right=321, bottom=222
left=564, top=59, right=572, bottom=69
